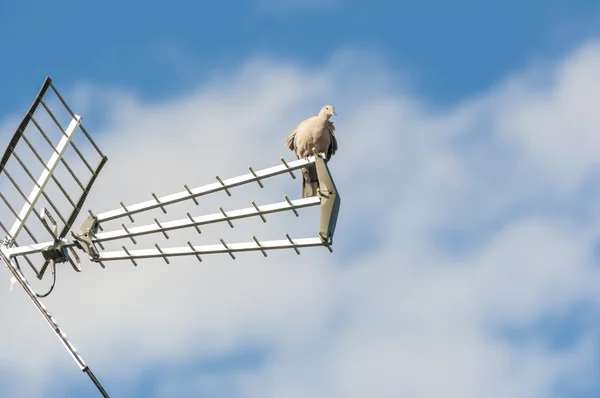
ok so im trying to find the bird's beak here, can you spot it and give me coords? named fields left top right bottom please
left=333, top=111, right=337, bottom=116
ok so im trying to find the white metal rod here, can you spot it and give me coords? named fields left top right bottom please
left=1, top=247, right=110, bottom=397
left=95, top=197, right=320, bottom=243
left=95, top=156, right=318, bottom=223
left=4, top=196, right=321, bottom=258
left=96, top=237, right=326, bottom=261
left=3, top=239, right=71, bottom=258
left=0, top=249, right=87, bottom=369
left=8, top=116, right=82, bottom=242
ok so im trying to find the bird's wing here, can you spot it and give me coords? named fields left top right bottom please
left=326, top=121, right=337, bottom=161
left=286, top=128, right=297, bottom=152
left=327, top=120, right=335, bottom=133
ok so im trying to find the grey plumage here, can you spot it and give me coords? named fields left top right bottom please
left=286, top=105, right=338, bottom=198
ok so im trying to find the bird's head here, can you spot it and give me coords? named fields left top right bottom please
left=319, top=105, right=337, bottom=119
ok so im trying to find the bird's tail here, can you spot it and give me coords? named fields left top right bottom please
left=301, top=164, right=319, bottom=198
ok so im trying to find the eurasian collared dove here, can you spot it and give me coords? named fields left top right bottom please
left=286, top=105, right=338, bottom=198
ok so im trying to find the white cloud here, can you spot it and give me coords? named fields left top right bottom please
left=2, top=42, right=600, bottom=398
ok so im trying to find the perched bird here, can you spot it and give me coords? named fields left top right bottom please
left=286, top=105, right=338, bottom=198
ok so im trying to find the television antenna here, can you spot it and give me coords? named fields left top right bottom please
left=0, top=78, right=341, bottom=397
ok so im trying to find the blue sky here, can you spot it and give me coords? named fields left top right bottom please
left=3, top=1, right=600, bottom=398
left=2, top=0, right=600, bottom=112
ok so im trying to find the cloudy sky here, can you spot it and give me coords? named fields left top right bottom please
left=3, top=1, right=600, bottom=397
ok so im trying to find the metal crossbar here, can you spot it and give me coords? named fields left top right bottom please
left=8, top=116, right=81, bottom=241
left=96, top=156, right=318, bottom=223
left=97, top=236, right=326, bottom=263
left=5, top=195, right=324, bottom=258
left=0, top=77, right=107, bottom=269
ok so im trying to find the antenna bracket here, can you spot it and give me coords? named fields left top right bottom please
left=41, top=242, right=68, bottom=264
left=72, top=214, right=100, bottom=259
